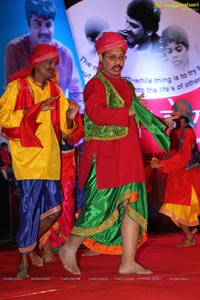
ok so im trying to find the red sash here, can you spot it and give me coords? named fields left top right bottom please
left=2, top=78, right=60, bottom=147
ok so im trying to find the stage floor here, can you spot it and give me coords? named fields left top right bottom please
left=0, top=233, right=200, bottom=300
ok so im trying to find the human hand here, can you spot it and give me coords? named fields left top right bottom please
left=150, top=158, right=162, bottom=169
left=130, top=93, right=147, bottom=116
left=129, top=106, right=135, bottom=116
left=40, top=96, right=60, bottom=111
left=67, top=101, right=80, bottom=120
left=62, top=133, right=74, bottom=141
left=163, top=116, right=178, bottom=129
left=138, top=93, right=147, bottom=108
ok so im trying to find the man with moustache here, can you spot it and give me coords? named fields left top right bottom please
left=118, top=0, right=162, bottom=53
left=0, top=44, right=80, bottom=279
left=5, top=0, right=84, bottom=112
left=59, top=31, right=171, bottom=275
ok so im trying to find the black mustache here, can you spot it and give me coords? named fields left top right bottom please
left=39, top=34, right=50, bottom=38
left=112, top=65, right=123, bottom=69
left=48, top=68, right=55, bottom=72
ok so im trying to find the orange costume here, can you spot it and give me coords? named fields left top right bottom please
left=159, top=100, right=200, bottom=227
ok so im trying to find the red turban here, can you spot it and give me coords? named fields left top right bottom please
left=10, top=44, right=59, bottom=81
left=95, top=32, right=128, bottom=55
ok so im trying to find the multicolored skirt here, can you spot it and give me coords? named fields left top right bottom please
left=160, top=186, right=200, bottom=227
left=72, top=160, right=148, bottom=255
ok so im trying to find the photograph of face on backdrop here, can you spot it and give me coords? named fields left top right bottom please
left=0, top=0, right=85, bottom=147
left=0, top=0, right=84, bottom=110
left=67, top=0, right=200, bottom=154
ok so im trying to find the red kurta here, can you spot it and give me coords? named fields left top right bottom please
left=79, top=72, right=145, bottom=190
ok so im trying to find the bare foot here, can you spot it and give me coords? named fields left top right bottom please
left=59, top=243, right=81, bottom=275
left=28, top=251, right=44, bottom=267
left=41, top=241, right=56, bottom=263
left=42, top=253, right=56, bottom=263
left=119, top=262, right=152, bottom=274
left=81, top=249, right=100, bottom=256
left=176, top=238, right=196, bottom=248
left=16, top=262, right=30, bottom=279
left=191, top=228, right=198, bottom=235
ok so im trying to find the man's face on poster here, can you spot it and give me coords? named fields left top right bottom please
left=124, top=15, right=150, bottom=48
left=29, top=14, right=55, bottom=45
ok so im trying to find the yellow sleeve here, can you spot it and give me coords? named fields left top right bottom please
left=0, top=80, right=24, bottom=128
left=59, top=91, right=76, bottom=134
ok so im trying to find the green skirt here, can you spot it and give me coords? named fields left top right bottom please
left=72, top=160, right=148, bottom=254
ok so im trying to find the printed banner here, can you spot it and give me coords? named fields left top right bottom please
left=0, top=0, right=84, bottom=92
left=67, top=0, right=200, bottom=156
left=0, top=0, right=84, bottom=144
